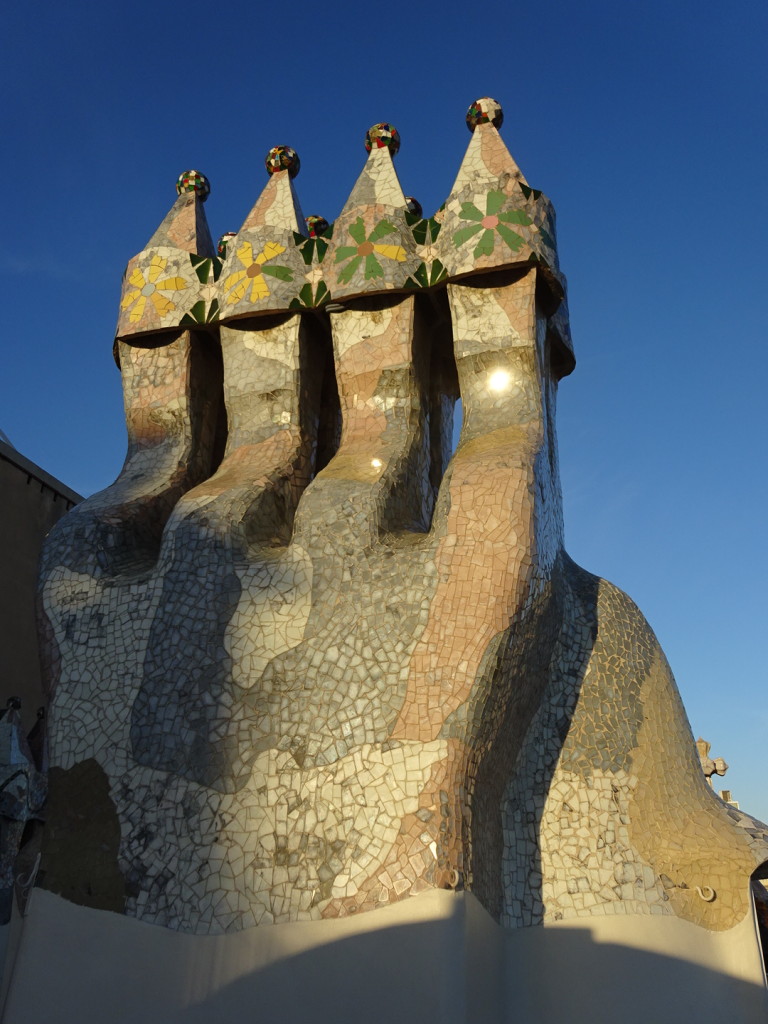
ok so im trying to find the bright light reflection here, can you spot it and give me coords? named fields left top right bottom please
left=371, top=458, right=383, bottom=469
left=488, top=369, right=511, bottom=392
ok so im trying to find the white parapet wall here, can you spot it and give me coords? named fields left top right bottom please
left=1, top=887, right=766, bottom=1024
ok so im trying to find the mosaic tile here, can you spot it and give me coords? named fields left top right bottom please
left=433, top=124, right=564, bottom=298
left=364, top=123, right=400, bottom=155
left=265, top=145, right=300, bottom=178
left=214, top=149, right=311, bottom=319
left=115, top=173, right=217, bottom=339
left=305, top=215, right=329, bottom=238
left=466, top=96, right=504, bottom=132
left=217, top=232, right=238, bottom=259
left=175, top=169, right=211, bottom=200
left=35, top=98, right=768, bottom=943
left=323, top=124, right=422, bottom=300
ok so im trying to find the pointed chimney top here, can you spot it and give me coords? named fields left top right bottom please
left=117, top=171, right=216, bottom=339
left=144, top=171, right=215, bottom=256
left=449, top=108, right=528, bottom=193
left=432, top=97, right=566, bottom=309
left=337, top=124, right=406, bottom=219
left=237, top=147, right=306, bottom=235
left=324, top=121, right=421, bottom=298
left=214, top=146, right=311, bottom=318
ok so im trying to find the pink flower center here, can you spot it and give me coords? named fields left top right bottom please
left=481, top=214, right=499, bottom=229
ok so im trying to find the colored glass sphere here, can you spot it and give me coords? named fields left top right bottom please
left=365, top=123, right=400, bottom=156
left=265, top=146, right=300, bottom=178
left=305, top=215, right=329, bottom=238
left=175, top=170, right=210, bottom=201
left=217, top=232, right=237, bottom=258
left=404, top=196, right=423, bottom=218
left=466, top=97, right=504, bottom=132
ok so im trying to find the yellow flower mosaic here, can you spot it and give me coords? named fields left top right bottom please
left=223, top=241, right=293, bottom=305
left=120, top=255, right=187, bottom=323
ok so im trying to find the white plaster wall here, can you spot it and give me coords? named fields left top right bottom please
left=2, top=889, right=766, bottom=1024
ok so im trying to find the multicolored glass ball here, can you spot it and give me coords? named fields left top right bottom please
left=404, top=196, right=423, bottom=218
left=305, top=215, right=329, bottom=238
left=176, top=170, right=210, bottom=201
left=217, top=232, right=237, bottom=258
left=365, top=123, right=400, bottom=156
left=466, top=97, right=504, bottom=132
left=265, top=146, right=300, bottom=178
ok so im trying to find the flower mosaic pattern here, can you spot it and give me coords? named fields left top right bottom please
left=120, top=255, right=187, bottom=323
left=116, top=105, right=564, bottom=339
left=294, top=224, right=332, bottom=267
left=223, top=241, right=293, bottom=306
left=407, top=210, right=442, bottom=246
left=289, top=280, right=330, bottom=310
left=190, top=253, right=222, bottom=284
left=404, top=212, right=447, bottom=288
left=452, top=190, right=533, bottom=259
left=404, top=260, right=448, bottom=290
left=179, top=298, right=220, bottom=326
left=334, top=217, right=406, bottom=284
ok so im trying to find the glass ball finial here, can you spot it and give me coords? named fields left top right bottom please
left=365, top=123, right=400, bottom=156
left=466, top=98, right=504, bottom=132
left=176, top=170, right=210, bottom=200
left=265, top=146, right=300, bottom=178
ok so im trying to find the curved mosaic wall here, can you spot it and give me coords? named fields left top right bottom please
left=37, top=99, right=768, bottom=936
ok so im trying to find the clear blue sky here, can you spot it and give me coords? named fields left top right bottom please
left=2, top=0, right=766, bottom=817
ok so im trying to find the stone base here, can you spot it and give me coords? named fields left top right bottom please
left=1, top=888, right=766, bottom=1023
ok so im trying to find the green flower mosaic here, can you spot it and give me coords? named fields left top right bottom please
left=404, top=260, right=448, bottom=290
left=334, top=217, right=407, bottom=284
left=406, top=211, right=442, bottom=246
left=289, top=281, right=330, bottom=310
left=516, top=185, right=557, bottom=252
left=452, top=190, right=533, bottom=258
left=180, top=298, right=220, bottom=326
left=190, top=253, right=222, bottom=283
left=294, top=226, right=332, bottom=267
left=518, top=183, right=542, bottom=201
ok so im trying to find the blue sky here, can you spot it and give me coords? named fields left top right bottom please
left=2, top=0, right=766, bottom=817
